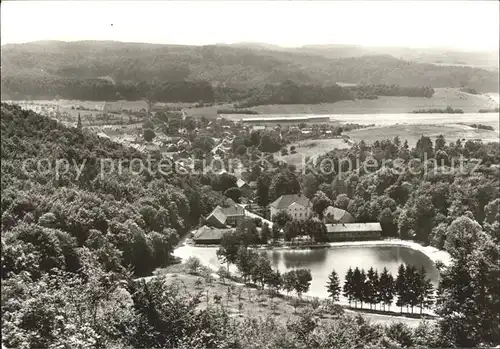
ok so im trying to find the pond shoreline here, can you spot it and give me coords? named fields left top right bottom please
left=178, top=238, right=451, bottom=267
left=171, top=238, right=448, bottom=317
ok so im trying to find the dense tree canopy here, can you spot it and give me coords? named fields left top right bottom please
left=313, top=135, right=500, bottom=244
left=2, top=41, right=498, bottom=103
left=1, top=103, right=225, bottom=277
left=2, top=102, right=499, bottom=348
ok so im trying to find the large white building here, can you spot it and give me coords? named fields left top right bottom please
left=269, top=194, right=312, bottom=221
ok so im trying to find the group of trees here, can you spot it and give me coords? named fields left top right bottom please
left=308, top=134, right=500, bottom=245
left=436, top=215, right=500, bottom=346
left=234, top=80, right=355, bottom=108
left=217, top=108, right=258, bottom=114
left=216, top=233, right=313, bottom=298
left=234, top=132, right=498, bottom=252
left=1, top=104, right=228, bottom=278
left=214, top=215, right=326, bottom=255
left=349, top=84, right=435, bottom=99
left=218, top=239, right=435, bottom=317
left=232, top=123, right=368, bottom=160
left=478, top=107, right=500, bottom=113
left=468, top=123, right=495, bottom=131
left=332, top=265, right=434, bottom=314
left=2, top=75, right=216, bottom=103
left=232, top=129, right=284, bottom=154
left=3, top=252, right=447, bottom=349
left=413, top=106, right=464, bottom=114
left=271, top=212, right=329, bottom=243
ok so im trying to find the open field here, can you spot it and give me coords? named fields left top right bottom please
left=186, top=88, right=499, bottom=118
left=247, top=88, right=499, bottom=114
left=346, top=124, right=500, bottom=148
left=146, top=264, right=433, bottom=328
left=332, top=112, right=500, bottom=130
left=7, top=88, right=498, bottom=119
left=5, top=99, right=195, bottom=112
left=279, top=139, right=350, bottom=167
left=7, top=99, right=147, bottom=111
left=431, top=62, right=499, bottom=72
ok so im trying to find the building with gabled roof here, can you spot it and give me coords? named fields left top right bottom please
left=269, top=194, right=312, bottom=221
left=192, top=225, right=235, bottom=244
left=325, top=222, right=382, bottom=241
left=236, top=178, right=252, bottom=197
left=205, top=198, right=245, bottom=228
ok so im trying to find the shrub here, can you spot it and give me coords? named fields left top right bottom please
left=186, top=256, right=201, bottom=275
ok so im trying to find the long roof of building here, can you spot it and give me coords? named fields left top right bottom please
left=269, top=194, right=312, bottom=209
left=326, top=223, right=382, bottom=233
left=240, top=115, right=331, bottom=122
left=193, top=225, right=234, bottom=241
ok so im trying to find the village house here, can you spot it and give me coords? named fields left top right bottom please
left=252, top=125, right=266, bottom=132
left=177, top=138, right=190, bottom=147
left=236, top=178, right=252, bottom=197
left=238, top=170, right=252, bottom=182
left=192, top=225, right=235, bottom=245
left=325, top=222, right=382, bottom=241
left=205, top=198, right=246, bottom=228
left=177, top=149, right=191, bottom=159
left=269, top=194, right=313, bottom=221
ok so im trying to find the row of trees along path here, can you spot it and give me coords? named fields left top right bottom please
left=217, top=238, right=434, bottom=315
left=216, top=245, right=314, bottom=298
left=327, top=264, right=434, bottom=314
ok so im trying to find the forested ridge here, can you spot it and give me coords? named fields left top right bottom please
left=2, top=40, right=498, bottom=102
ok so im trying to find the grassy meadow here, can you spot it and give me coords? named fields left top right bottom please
left=346, top=124, right=500, bottom=148
left=247, top=88, right=499, bottom=115
left=151, top=263, right=431, bottom=328
left=279, top=139, right=350, bottom=167
left=187, top=88, right=499, bottom=119
left=21, top=99, right=194, bottom=112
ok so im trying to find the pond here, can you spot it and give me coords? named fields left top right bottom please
left=174, top=244, right=439, bottom=303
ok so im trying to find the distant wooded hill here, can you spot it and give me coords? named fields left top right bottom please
left=1, top=40, right=498, bottom=102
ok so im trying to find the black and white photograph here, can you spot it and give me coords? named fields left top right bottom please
left=1, top=1, right=499, bottom=348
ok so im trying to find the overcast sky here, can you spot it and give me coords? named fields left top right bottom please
left=2, top=1, right=499, bottom=50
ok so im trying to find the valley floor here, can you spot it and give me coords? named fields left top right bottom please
left=189, top=88, right=499, bottom=117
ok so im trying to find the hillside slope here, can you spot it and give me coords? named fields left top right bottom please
left=1, top=41, right=498, bottom=102
left=230, top=42, right=499, bottom=71
left=0, top=103, right=225, bottom=277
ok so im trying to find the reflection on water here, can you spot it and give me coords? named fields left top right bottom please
left=269, top=250, right=282, bottom=266
left=260, top=246, right=439, bottom=300
left=176, top=245, right=439, bottom=301
left=275, top=249, right=328, bottom=269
